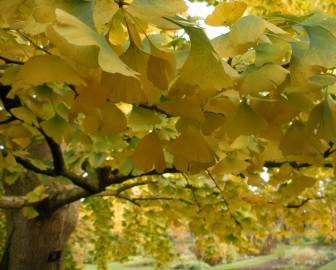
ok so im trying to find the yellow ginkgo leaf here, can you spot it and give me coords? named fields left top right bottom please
left=53, top=9, right=137, bottom=77
left=205, top=2, right=247, bottom=26
left=82, top=111, right=100, bottom=134
left=70, top=80, right=110, bottom=118
left=93, top=0, right=118, bottom=31
left=280, top=173, right=316, bottom=197
left=126, top=0, right=187, bottom=29
left=255, top=39, right=291, bottom=67
left=226, top=101, right=267, bottom=139
left=279, top=120, right=326, bottom=164
left=306, top=95, right=336, bottom=142
left=240, top=64, right=289, bottom=95
left=128, top=106, right=161, bottom=128
left=10, top=107, right=38, bottom=125
left=159, top=100, right=204, bottom=123
left=212, top=152, right=249, bottom=176
left=132, top=132, right=166, bottom=172
left=16, top=55, right=84, bottom=86
left=100, top=102, right=127, bottom=135
left=167, top=17, right=233, bottom=96
left=147, top=42, right=176, bottom=90
left=168, top=123, right=215, bottom=172
left=215, top=15, right=266, bottom=55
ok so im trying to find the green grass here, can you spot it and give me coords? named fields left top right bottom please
left=85, top=255, right=277, bottom=270
left=85, top=262, right=154, bottom=270
left=319, top=259, right=336, bottom=270
left=211, top=255, right=277, bottom=270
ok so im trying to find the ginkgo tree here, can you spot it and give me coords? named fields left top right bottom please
left=1, top=0, right=336, bottom=269
left=190, top=0, right=336, bottom=16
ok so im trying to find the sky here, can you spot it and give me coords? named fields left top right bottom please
left=186, top=1, right=229, bottom=38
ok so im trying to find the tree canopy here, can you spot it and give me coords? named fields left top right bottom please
left=1, top=0, right=336, bottom=269
left=190, top=0, right=336, bottom=16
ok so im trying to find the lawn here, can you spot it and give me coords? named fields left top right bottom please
left=84, top=244, right=336, bottom=270
left=319, top=259, right=336, bottom=270
left=85, top=261, right=153, bottom=270
left=211, top=255, right=276, bottom=270
left=85, top=255, right=277, bottom=270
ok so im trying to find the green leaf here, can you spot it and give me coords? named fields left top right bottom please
left=303, top=25, right=336, bottom=68
left=41, top=114, right=70, bottom=144
left=22, top=207, right=39, bottom=219
left=255, top=39, right=291, bottom=67
left=26, top=185, right=48, bottom=203
left=4, top=172, right=20, bottom=185
left=128, top=106, right=161, bottom=129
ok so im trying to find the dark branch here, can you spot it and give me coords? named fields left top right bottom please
left=139, top=104, right=172, bottom=117
left=0, top=55, right=24, bottom=65
left=98, top=180, right=156, bottom=197
left=14, top=156, right=55, bottom=176
left=206, top=170, right=241, bottom=227
left=0, top=116, right=15, bottom=125
left=38, top=128, right=65, bottom=174
left=264, top=161, right=333, bottom=169
left=111, top=167, right=180, bottom=184
left=286, top=197, right=323, bottom=209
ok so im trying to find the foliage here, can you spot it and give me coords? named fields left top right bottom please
left=0, top=0, right=336, bottom=269
left=85, top=197, right=114, bottom=270
left=64, top=245, right=81, bottom=270
left=272, top=246, right=335, bottom=270
left=191, top=235, right=238, bottom=265
left=190, top=0, right=336, bottom=16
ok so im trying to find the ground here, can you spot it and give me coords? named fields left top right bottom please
left=84, top=243, right=336, bottom=270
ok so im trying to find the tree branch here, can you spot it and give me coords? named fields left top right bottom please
left=112, top=167, right=180, bottom=184
left=0, top=195, right=33, bottom=209
left=16, top=30, right=51, bottom=55
left=207, top=170, right=241, bottom=227
left=286, top=197, right=324, bottom=209
left=97, top=180, right=156, bottom=197
left=0, top=116, right=15, bottom=125
left=38, top=128, right=65, bottom=174
left=0, top=55, right=24, bottom=65
left=264, top=161, right=333, bottom=169
left=139, top=104, right=171, bottom=116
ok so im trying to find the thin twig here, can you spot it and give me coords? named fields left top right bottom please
left=206, top=170, right=241, bottom=227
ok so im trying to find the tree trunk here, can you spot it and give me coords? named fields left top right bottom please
left=0, top=143, right=80, bottom=270
left=0, top=202, right=79, bottom=270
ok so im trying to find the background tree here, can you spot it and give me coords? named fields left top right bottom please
left=1, top=0, right=336, bottom=269
left=189, top=0, right=336, bottom=15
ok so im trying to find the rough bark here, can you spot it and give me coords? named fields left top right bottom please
left=1, top=201, right=79, bottom=270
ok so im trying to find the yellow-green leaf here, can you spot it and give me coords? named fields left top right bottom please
left=126, top=0, right=187, bottom=29
left=16, top=55, right=84, bottom=86
left=41, top=114, right=70, bottom=144
left=53, top=9, right=137, bottom=77
left=22, top=207, right=39, bottom=219
left=26, top=185, right=48, bottom=203
left=205, top=2, right=247, bottom=26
